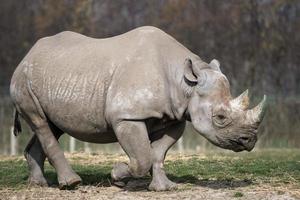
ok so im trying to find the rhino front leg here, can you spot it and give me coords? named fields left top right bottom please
left=111, top=121, right=152, bottom=183
left=148, top=121, right=185, bottom=191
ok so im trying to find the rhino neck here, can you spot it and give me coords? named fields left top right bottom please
left=165, top=58, right=191, bottom=121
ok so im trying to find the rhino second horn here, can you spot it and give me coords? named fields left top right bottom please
left=230, top=89, right=249, bottom=110
left=247, top=95, right=267, bottom=124
left=209, top=59, right=221, bottom=72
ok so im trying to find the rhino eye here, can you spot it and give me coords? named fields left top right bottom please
left=213, top=114, right=232, bottom=128
left=216, top=114, right=225, bottom=120
left=215, top=114, right=226, bottom=123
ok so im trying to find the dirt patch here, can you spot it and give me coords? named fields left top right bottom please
left=64, top=152, right=208, bottom=165
left=0, top=183, right=299, bottom=200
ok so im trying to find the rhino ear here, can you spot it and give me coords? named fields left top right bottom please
left=184, top=58, right=198, bottom=85
left=209, top=59, right=221, bottom=72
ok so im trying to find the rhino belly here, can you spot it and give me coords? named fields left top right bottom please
left=43, top=97, right=117, bottom=143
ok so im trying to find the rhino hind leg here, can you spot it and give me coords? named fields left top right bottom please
left=148, top=122, right=185, bottom=191
left=15, top=86, right=81, bottom=189
left=111, top=121, right=152, bottom=184
left=24, top=134, right=48, bottom=186
left=24, top=116, right=81, bottom=189
left=24, top=124, right=63, bottom=187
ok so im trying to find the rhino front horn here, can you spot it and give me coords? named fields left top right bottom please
left=247, top=95, right=267, bottom=124
left=230, top=89, right=249, bottom=110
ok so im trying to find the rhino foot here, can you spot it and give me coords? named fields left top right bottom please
left=148, top=176, right=177, bottom=191
left=112, top=180, right=127, bottom=188
left=28, top=176, right=48, bottom=187
left=111, top=162, right=131, bottom=181
left=58, top=172, right=82, bottom=190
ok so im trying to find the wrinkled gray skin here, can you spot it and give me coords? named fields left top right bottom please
left=10, top=26, right=267, bottom=191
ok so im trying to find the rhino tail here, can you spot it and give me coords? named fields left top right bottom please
left=13, top=109, right=22, bottom=136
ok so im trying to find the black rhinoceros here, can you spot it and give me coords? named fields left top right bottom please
left=10, top=26, right=266, bottom=191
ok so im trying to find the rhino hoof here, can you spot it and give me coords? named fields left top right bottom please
left=111, top=162, right=130, bottom=181
left=148, top=179, right=177, bottom=191
left=112, top=180, right=126, bottom=188
left=58, top=176, right=82, bottom=190
left=28, top=176, right=48, bottom=187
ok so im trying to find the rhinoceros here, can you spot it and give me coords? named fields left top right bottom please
left=10, top=26, right=266, bottom=191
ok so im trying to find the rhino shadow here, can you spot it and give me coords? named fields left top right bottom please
left=168, top=174, right=253, bottom=189
left=41, top=172, right=252, bottom=191
left=43, top=171, right=113, bottom=188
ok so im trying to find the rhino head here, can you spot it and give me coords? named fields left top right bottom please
left=183, top=58, right=267, bottom=152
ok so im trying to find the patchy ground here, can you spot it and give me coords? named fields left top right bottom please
left=0, top=150, right=300, bottom=200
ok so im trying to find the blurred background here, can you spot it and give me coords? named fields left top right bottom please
left=0, top=0, right=299, bottom=155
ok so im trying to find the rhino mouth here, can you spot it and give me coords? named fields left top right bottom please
left=213, top=134, right=256, bottom=152
left=228, top=138, right=256, bottom=152
left=214, top=135, right=246, bottom=152
left=228, top=139, right=248, bottom=152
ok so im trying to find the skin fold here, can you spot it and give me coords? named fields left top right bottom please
left=10, top=26, right=267, bottom=191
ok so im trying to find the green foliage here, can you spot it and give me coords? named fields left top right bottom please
left=0, top=0, right=299, bottom=97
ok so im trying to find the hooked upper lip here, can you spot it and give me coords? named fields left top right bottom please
left=228, top=139, right=253, bottom=152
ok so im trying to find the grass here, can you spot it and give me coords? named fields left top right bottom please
left=166, top=150, right=300, bottom=187
left=233, top=191, right=244, bottom=198
left=0, top=149, right=299, bottom=190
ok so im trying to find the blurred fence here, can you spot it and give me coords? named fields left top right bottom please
left=0, top=94, right=299, bottom=155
